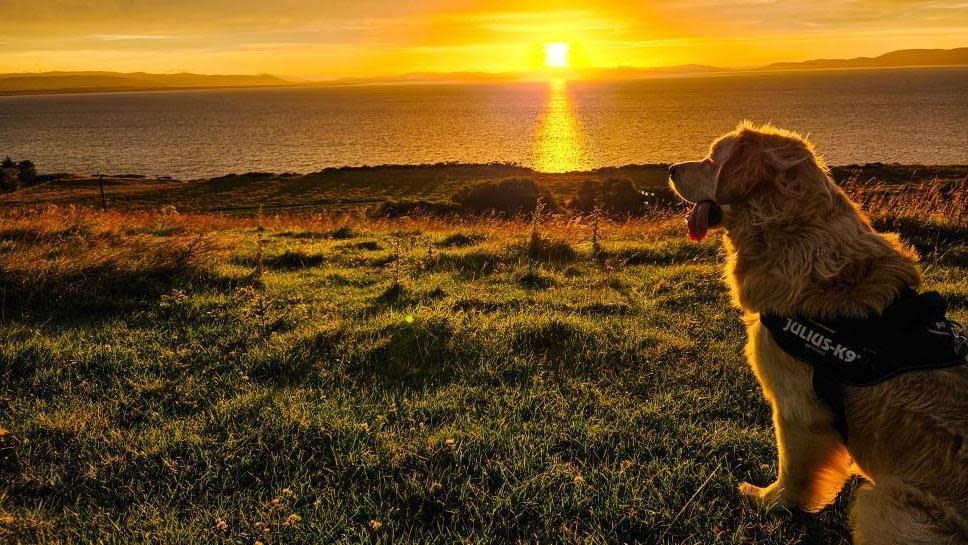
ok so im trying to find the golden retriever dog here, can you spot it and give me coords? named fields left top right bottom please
left=668, top=122, right=968, bottom=544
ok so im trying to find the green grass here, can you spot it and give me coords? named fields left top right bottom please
left=0, top=184, right=966, bottom=543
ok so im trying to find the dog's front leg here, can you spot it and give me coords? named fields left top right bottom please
left=740, top=322, right=854, bottom=511
left=740, top=406, right=853, bottom=512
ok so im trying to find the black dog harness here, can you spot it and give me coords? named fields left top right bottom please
left=761, top=288, right=968, bottom=440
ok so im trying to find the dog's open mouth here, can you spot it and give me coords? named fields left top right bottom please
left=687, top=201, right=723, bottom=241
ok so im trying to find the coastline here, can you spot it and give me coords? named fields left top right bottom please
left=0, top=82, right=304, bottom=98
left=2, top=162, right=964, bottom=215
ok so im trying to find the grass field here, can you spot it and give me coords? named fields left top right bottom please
left=0, top=165, right=966, bottom=543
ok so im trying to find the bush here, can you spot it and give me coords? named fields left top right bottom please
left=0, top=170, right=17, bottom=193
left=16, top=160, right=35, bottom=185
left=369, top=199, right=461, bottom=218
left=453, top=178, right=559, bottom=215
left=0, top=157, right=37, bottom=191
left=569, top=178, right=653, bottom=216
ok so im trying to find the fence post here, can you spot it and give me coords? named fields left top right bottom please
left=98, top=173, right=107, bottom=211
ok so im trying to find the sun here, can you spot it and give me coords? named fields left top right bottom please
left=543, top=42, right=571, bottom=68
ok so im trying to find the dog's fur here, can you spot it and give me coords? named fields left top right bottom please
left=670, top=122, right=968, bottom=544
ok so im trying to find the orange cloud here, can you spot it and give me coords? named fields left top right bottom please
left=0, top=1, right=965, bottom=76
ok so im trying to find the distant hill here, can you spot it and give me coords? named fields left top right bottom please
left=321, top=71, right=520, bottom=86
left=573, top=64, right=726, bottom=80
left=321, top=47, right=967, bottom=86
left=327, top=64, right=728, bottom=86
left=2, top=47, right=965, bottom=95
left=760, top=47, right=968, bottom=71
left=0, top=71, right=290, bottom=95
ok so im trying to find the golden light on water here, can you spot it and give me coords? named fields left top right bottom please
left=532, top=78, right=588, bottom=173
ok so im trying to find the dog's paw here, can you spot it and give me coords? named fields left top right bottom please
left=738, top=481, right=765, bottom=501
left=738, top=482, right=783, bottom=510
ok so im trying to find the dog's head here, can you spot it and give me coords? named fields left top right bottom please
left=668, top=122, right=831, bottom=241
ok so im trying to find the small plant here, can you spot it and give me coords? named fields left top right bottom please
left=522, top=202, right=577, bottom=265
left=254, top=205, right=265, bottom=281
left=591, top=206, right=603, bottom=263
left=237, top=285, right=272, bottom=347
left=425, top=235, right=435, bottom=266
left=385, top=232, right=421, bottom=290
left=238, top=204, right=272, bottom=346
left=528, top=194, right=546, bottom=255
left=156, top=205, right=179, bottom=230
left=157, top=233, right=215, bottom=271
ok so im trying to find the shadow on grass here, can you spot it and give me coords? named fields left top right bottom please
left=507, top=315, right=657, bottom=372
left=515, top=268, right=557, bottom=290
left=450, top=298, right=521, bottom=313
left=426, top=248, right=506, bottom=277
left=368, top=283, right=447, bottom=313
left=438, top=232, right=486, bottom=248
left=255, top=314, right=476, bottom=388
left=351, top=316, right=469, bottom=384
left=0, top=265, right=246, bottom=324
left=600, top=240, right=721, bottom=266
left=233, top=249, right=326, bottom=270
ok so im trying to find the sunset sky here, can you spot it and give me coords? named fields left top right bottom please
left=2, top=1, right=967, bottom=78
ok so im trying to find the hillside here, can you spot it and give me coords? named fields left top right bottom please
left=1, top=163, right=965, bottom=215
left=761, top=47, right=968, bottom=71
left=0, top=164, right=676, bottom=213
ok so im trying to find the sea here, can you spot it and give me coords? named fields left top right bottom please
left=0, top=66, right=965, bottom=178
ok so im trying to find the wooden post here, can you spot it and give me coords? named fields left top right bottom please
left=98, top=173, right=107, bottom=211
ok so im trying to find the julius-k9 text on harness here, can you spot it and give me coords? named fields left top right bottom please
left=760, top=288, right=968, bottom=440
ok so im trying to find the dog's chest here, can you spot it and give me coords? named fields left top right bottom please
left=747, top=319, right=818, bottom=408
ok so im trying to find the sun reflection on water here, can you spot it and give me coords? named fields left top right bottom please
left=532, top=78, right=588, bottom=173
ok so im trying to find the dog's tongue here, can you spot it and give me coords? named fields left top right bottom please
left=687, top=201, right=713, bottom=241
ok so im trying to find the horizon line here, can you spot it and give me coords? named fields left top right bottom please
left=3, top=45, right=966, bottom=84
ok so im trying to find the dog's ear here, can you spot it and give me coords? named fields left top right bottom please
left=715, top=129, right=814, bottom=204
left=715, top=130, right=770, bottom=204
left=765, top=139, right=814, bottom=193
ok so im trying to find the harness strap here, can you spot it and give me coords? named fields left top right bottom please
left=812, top=369, right=848, bottom=441
left=760, top=288, right=968, bottom=444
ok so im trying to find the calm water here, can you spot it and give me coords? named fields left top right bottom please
left=1, top=67, right=966, bottom=178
